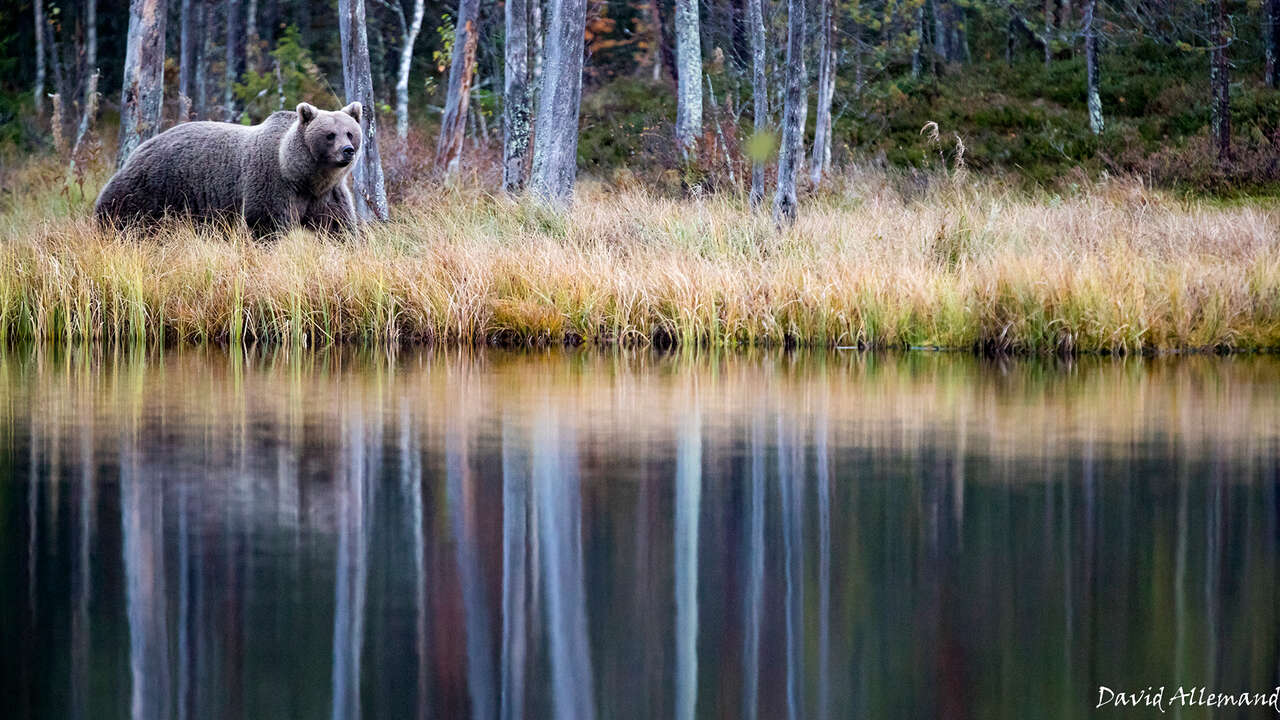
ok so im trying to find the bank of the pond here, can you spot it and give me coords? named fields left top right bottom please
left=2, top=169, right=1279, bottom=353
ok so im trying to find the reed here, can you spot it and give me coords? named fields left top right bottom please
left=2, top=155, right=1278, bottom=353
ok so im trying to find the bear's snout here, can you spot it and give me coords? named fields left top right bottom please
left=342, top=146, right=356, bottom=162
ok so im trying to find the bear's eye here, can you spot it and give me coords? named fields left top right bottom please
left=347, top=132, right=353, bottom=140
left=326, top=132, right=336, bottom=141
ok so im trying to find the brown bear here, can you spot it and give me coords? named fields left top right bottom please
left=95, top=102, right=363, bottom=237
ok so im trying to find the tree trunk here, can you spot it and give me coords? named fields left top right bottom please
left=34, top=0, right=47, bottom=117
left=224, top=0, right=242, bottom=120
left=951, top=3, right=969, bottom=62
left=530, top=0, right=544, bottom=88
left=437, top=0, right=481, bottom=174
left=246, top=0, right=261, bottom=72
left=674, top=0, right=702, bottom=156
left=529, top=0, right=588, bottom=204
left=646, top=0, right=666, bottom=81
left=396, top=0, right=426, bottom=141
left=772, top=0, right=806, bottom=225
left=196, top=0, right=213, bottom=118
left=179, top=0, right=197, bottom=112
left=912, top=3, right=924, bottom=78
left=1266, top=0, right=1279, bottom=88
left=810, top=0, right=835, bottom=187
left=1043, top=0, right=1054, bottom=67
left=1084, top=0, right=1102, bottom=134
left=503, top=0, right=532, bottom=191
left=932, top=0, right=949, bottom=63
left=117, top=0, right=167, bottom=168
left=747, top=0, right=767, bottom=207
left=339, top=0, right=390, bottom=221
left=70, top=0, right=98, bottom=167
left=1210, top=0, right=1230, bottom=164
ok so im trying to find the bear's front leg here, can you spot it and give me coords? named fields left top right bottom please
left=303, top=184, right=359, bottom=237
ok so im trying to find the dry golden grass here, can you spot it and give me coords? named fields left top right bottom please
left=2, top=155, right=1278, bottom=352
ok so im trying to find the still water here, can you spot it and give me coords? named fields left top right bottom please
left=2, top=347, right=1279, bottom=719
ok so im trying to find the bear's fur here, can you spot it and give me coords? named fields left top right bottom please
left=95, top=102, right=364, bottom=237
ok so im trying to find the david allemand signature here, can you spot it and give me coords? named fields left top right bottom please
left=1097, top=686, right=1280, bottom=713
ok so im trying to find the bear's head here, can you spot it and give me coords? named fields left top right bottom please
left=296, top=102, right=363, bottom=169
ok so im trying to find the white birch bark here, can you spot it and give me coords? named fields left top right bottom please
left=810, top=0, right=836, bottom=187
left=1084, top=0, right=1103, bottom=134
left=772, top=0, right=807, bottom=225
left=35, top=0, right=47, bottom=117
left=747, top=0, right=768, bottom=207
left=529, top=0, right=588, bottom=205
left=503, top=0, right=532, bottom=191
left=674, top=0, right=703, bottom=157
left=398, top=0, right=425, bottom=141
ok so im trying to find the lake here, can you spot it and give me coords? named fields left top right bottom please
left=2, top=346, right=1278, bottom=719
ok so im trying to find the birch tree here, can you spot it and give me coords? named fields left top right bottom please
left=339, top=0, right=390, bottom=221
left=503, top=0, right=532, bottom=191
left=373, top=0, right=426, bottom=142
left=70, top=0, right=98, bottom=165
left=437, top=0, right=482, bottom=174
left=529, top=0, right=588, bottom=204
left=674, top=0, right=703, bottom=156
left=1266, top=0, right=1279, bottom=88
left=34, top=0, right=47, bottom=118
left=773, top=0, right=807, bottom=225
left=117, top=0, right=166, bottom=168
left=224, top=0, right=242, bottom=119
left=1084, top=0, right=1102, bottom=134
left=747, top=0, right=768, bottom=207
left=246, top=0, right=261, bottom=71
left=810, top=0, right=836, bottom=187
left=1209, top=0, right=1230, bottom=163
left=196, top=0, right=214, bottom=118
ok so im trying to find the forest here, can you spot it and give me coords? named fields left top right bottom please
left=0, top=0, right=1278, bottom=351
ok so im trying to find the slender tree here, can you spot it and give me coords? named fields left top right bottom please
left=933, top=0, right=950, bottom=63
left=437, top=0, right=482, bottom=174
left=70, top=0, right=98, bottom=165
left=773, top=0, right=807, bottom=225
left=117, top=0, right=167, bottom=167
left=810, top=0, right=836, bottom=187
left=246, top=0, right=261, bottom=71
left=224, top=0, right=242, bottom=120
left=1084, top=0, right=1103, bottom=134
left=1266, top=0, right=1279, bottom=88
left=196, top=0, right=214, bottom=118
left=674, top=0, right=703, bottom=156
left=374, top=0, right=426, bottom=142
left=1209, top=0, right=1230, bottom=163
left=530, top=0, right=544, bottom=86
left=339, top=0, right=390, bottom=221
left=503, top=0, right=532, bottom=191
left=747, top=0, right=768, bottom=207
left=34, top=0, right=47, bottom=118
left=529, top=0, right=588, bottom=204
left=179, top=0, right=198, bottom=113
left=912, top=2, right=924, bottom=78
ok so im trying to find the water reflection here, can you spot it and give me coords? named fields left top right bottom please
left=2, top=347, right=1279, bottom=719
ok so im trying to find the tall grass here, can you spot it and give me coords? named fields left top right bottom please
left=2, top=156, right=1278, bottom=353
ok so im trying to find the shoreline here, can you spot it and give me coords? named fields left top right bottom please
left=4, top=171, right=1279, bottom=355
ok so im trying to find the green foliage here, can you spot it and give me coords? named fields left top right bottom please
left=232, top=26, right=335, bottom=124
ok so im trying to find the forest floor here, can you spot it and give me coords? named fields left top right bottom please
left=2, top=155, right=1278, bottom=354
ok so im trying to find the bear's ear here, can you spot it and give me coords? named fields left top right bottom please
left=296, top=103, right=317, bottom=124
left=342, top=102, right=363, bottom=124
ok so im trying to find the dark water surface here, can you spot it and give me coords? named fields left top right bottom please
left=3, top=347, right=1279, bottom=719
